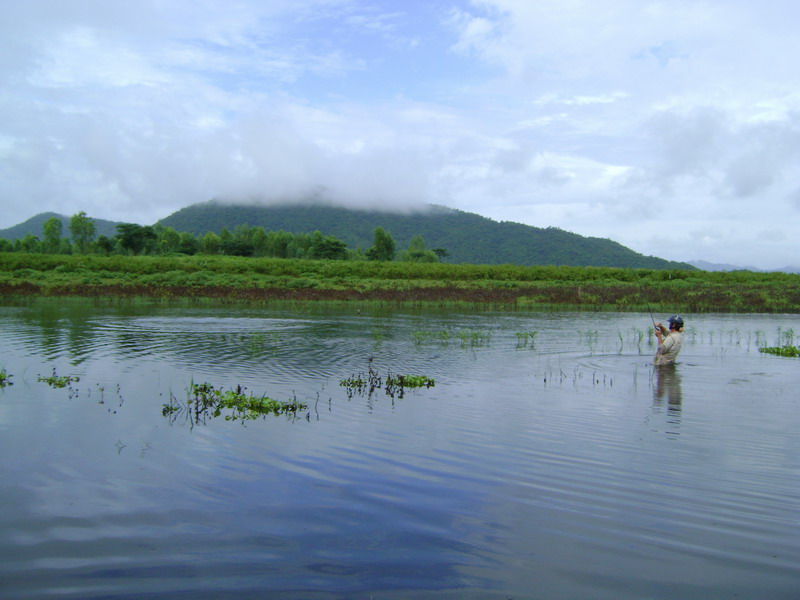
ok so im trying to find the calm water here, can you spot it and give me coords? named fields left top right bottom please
left=0, top=300, right=798, bottom=599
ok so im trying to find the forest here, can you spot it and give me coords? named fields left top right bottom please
left=0, top=212, right=437, bottom=263
left=1, top=202, right=695, bottom=269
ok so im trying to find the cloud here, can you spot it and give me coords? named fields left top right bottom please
left=1, top=0, right=800, bottom=269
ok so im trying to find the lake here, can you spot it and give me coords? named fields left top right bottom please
left=0, top=300, right=798, bottom=599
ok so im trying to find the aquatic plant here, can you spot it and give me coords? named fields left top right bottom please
left=249, top=332, right=266, bottom=353
left=777, top=327, right=795, bottom=347
left=457, top=329, right=491, bottom=347
left=580, top=330, right=599, bottom=354
left=630, top=327, right=645, bottom=349
left=385, top=374, right=435, bottom=389
left=412, top=329, right=451, bottom=345
left=340, top=361, right=434, bottom=399
left=38, top=369, right=80, bottom=388
left=163, top=382, right=307, bottom=424
left=758, top=346, right=800, bottom=358
left=515, top=331, right=538, bottom=348
left=0, top=368, right=12, bottom=387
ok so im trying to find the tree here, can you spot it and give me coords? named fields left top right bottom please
left=366, top=227, right=396, bottom=261
left=221, top=238, right=254, bottom=256
left=178, top=232, right=199, bottom=255
left=116, top=223, right=157, bottom=255
left=200, top=232, right=221, bottom=254
left=19, top=234, right=41, bottom=253
left=309, top=230, right=348, bottom=260
left=95, top=235, right=115, bottom=255
left=250, top=226, right=269, bottom=256
left=42, top=217, right=63, bottom=253
left=157, top=226, right=181, bottom=254
left=265, top=231, right=293, bottom=258
left=69, top=211, right=96, bottom=254
left=399, top=234, right=438, bottom=263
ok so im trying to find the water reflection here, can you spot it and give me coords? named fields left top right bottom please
left=652, top=363, right=683, bottom=439
left=2, top=303, right=800, bottom=599
left=653, top=363, right=683, bottom=412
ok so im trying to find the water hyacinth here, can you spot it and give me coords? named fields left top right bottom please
left=163, top=382, right=307, bottom=424
left=758, top=346, right=800, bottom=358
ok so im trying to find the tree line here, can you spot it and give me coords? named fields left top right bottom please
left=0, top=212, right=446, bottom=263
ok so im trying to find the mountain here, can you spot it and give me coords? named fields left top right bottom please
left=0, top=212, right=121, bottom=241
left=158, top=200, right=695, bottom=269
left=689, top=259, right=800, bottom=274
left=689, top=259, right=763, bottom=272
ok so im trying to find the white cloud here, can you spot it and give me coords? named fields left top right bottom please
left=1, top=0, right=799, bottom=269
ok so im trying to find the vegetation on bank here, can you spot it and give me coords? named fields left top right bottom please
left=1, top=253, right=799, bottom=313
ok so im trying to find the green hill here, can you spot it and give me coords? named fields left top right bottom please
left=158, top=201, right=693, bottom=269
left=0, top=212, right=121, bottom=241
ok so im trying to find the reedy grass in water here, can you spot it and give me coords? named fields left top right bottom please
left=515, top=331, right=538, bottom=348
left=411, top=328, right=491, bottom=347
left=0, top=368, right=12, bottom=387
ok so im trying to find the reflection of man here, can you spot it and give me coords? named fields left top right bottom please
left=654, top=363, right=683, bottom=411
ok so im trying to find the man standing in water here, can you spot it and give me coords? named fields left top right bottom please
left=654, top=315, right=685, bottom=365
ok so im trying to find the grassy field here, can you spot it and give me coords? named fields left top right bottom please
left=1, top=253, right=799, bottom=313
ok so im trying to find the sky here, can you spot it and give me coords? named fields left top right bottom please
left=2, top=0, right=800, bottom=269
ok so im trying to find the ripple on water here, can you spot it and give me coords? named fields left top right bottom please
left=1, top=307, right=799, bottom=599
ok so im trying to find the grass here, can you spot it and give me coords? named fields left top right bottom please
left=2, top=252, right=800, bottom=312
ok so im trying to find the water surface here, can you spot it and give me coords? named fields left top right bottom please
left=1, top=300, right=798, bottom=599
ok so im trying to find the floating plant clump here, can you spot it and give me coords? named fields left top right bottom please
left=340, top=361, right=435, bottom=399
left=162, top=382, right=307, bottom=425
left=38, top=369, right=80, bottom=388
left=0, top=368, right=12, bottom=387
left=385, top=374, right=435, bottom=389
left=759, top=345, right=800, bottom=358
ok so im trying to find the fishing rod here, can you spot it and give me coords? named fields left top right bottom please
left=638, top=282, right=663, bottom=334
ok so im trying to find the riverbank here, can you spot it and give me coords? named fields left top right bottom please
left=2, top=253, right=799, bottom=312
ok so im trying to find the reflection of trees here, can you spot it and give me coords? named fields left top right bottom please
left=15, top=300, right=103, bottom=365
left=10, top=302, right=369, bottom=379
